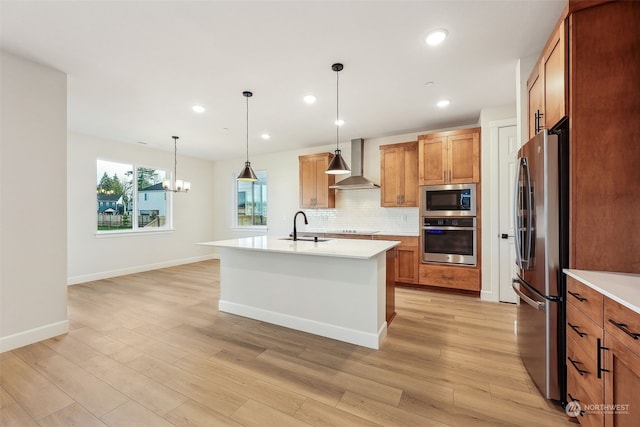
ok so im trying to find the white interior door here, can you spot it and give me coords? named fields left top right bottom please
left=499, top=125, right=519, bottom=303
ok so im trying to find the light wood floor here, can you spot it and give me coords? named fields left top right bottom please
left=1, top=260, right=573, bottom=426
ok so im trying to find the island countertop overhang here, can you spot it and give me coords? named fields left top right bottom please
left=199, top=236, right=400, bottom=259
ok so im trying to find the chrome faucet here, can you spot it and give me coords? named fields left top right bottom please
left=292, top=210, right=308, bottom=241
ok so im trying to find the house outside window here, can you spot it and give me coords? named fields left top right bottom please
left=235, top=171, right=267, bottom=227
left=96, top=160, right=170, bottom=232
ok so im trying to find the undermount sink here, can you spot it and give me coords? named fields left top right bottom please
left=279, top=237, right=331, bottom=242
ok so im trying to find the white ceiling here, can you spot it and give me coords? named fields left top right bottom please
left=0, top=0, right=565, bottom=161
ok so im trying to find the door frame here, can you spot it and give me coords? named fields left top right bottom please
left=481, top=118, right=517, bottom=302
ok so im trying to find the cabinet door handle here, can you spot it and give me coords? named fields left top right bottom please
left=568, top=290, right=587, bottom=302
left=568, top=357, right=588, bottom=376
left=568, top=322, right=586, bottom=338
left=597, top=338, right=609, bottom=379
left=608, top=319, right=640, bottom=340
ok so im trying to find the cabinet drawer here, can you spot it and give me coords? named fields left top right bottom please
left=567, top=365, right=605, bottom=427
left=567, top=302, right=604, bottom=365
left=567, top=334, right=603, bottom=401
left=419, top=264, right=480, bottom=291
left=567, top=277, right=604, bottom=327
left=604, top=296, right=640, bottom=358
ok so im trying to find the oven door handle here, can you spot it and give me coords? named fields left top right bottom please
left=422, top=226, right=476, bottom=231
left=512, top=278, right=545, bottom=311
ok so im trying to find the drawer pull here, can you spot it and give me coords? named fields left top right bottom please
left=568, top=322, right=587, bottom=338
left=597, top=338, right=609, bottom=379
left=568, top=291, right=587, bottom=302
left=608, top=319, right=640, bottom=340
left=568, top=357, right=588, bottom=376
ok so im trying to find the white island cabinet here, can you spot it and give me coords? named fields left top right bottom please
left=199, top=236, right=400, bottom=349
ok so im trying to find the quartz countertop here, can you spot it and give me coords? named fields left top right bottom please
left=564, top=269, right=640, bottom=314
left=199, top=236, right=400, bottom=260
left=300, top=229, right=419, bottom=237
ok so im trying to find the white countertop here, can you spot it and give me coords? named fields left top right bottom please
left=564, top=269, right=640, bottom=314
left=199, top=236, right=400, bottom=259
left=302, top=229, right=419, bottom=237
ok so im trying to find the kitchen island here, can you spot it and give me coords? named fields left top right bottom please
left=199, top=236, right=399, bottom=349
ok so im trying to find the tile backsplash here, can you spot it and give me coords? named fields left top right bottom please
left=304, top=189, right=419, bottom=235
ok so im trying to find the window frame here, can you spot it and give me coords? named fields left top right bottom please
left=96, top=159, right=173, bottom=236
left=232, top=170, right=268, bottom=231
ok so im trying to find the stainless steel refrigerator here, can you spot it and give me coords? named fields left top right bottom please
left=512, top=122, right=569, bottom=402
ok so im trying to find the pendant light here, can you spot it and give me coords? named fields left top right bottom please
left=237, top=90, right=258, bottom=182
left=326, top=63, right=351, bottom=175
left=162, top=136, right=191, bottom=192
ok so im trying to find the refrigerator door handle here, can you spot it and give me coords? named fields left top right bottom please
left=512, top=278, right=546, bottom=311
left=514, top=157, right=524, bottom=270
left=514, top=157, right=532, bottom=270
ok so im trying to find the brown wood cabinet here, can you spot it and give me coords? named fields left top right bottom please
left=418, top=263, right=480, bottom=292
left=373, top=235, right=419, bottom=285
left=379, top=141, right=418, bottom=207
left=418, top=128, right=480, bottom=185
left=299, top=153, right=335, bottom=209
left=527, top=17, right=567, bottom=137
left=531, top=1, right=640, bottom=274
left=565, top=275, right=640, bottom=426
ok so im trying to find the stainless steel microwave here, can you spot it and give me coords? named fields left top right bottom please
left=420, top=183, right=476, bottom=217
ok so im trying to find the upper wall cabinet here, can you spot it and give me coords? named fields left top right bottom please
left=379, top=141, right=418, bottom=207
left=299, top=153, right=335, bottom=209
left=528, top=18, right=567, bottom=137
left=418, top=127, right=480, bottom=185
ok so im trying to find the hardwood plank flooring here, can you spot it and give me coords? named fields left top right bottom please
left=0, top=260, right=573, bottom=426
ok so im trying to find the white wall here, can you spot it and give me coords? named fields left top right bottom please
left=67, top=132, right=217, bottom=284
left=479, top=105, right=517, bottom=301
left=516, top=54, right=539, bottom=146
left=1, top=52, right=68, bottom=352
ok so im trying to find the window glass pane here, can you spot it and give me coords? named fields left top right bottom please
left=137, top=167, right=168, bottom=228
left=236, top=171, right=267, bottom=226
left=97, top=160, right=133, bottom=231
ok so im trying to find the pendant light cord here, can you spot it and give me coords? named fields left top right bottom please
left=173, top=136, right=178, bottom=186
left=246, top=94, right=250, bottom=162
left=336, top=68, right=340, bottom=150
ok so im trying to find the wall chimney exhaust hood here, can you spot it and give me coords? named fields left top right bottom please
left=330, top=139, right=380, bottom=190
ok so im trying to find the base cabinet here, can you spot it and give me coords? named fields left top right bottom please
left=565, top=276, right=640, bottom=427
left=373, top=236, right=419, bottom=285
left=418, top=263, right=480, bottom=292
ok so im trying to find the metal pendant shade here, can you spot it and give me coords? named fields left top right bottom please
left=326, top=63, right=351, bottom=175
left=326, top=149, right=350, bottom=174
left=237, top=90, right=258, bottom=182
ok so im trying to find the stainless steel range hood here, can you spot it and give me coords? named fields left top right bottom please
left=330, top=138, right=379, bottom=190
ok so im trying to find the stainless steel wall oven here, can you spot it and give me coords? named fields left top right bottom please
left=421, top=217, right=477, bottom=266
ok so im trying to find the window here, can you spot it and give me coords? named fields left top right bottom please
left=235, top=171, right=267, bottom=227
left=96, top=160, right=170, bottom=232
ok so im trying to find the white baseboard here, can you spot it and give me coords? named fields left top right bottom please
left=219, top=300, right=386, bottom=350
left=0, top=320, right=69, bottom=353
left=67, top=254, right=219, bottom=285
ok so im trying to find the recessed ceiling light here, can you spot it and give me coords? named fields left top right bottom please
left=261, top=133, right=271, bottom=140
left=335, top=119, right=344, bottom=126
left=192, top=105, right=205, bottom=113
left=425, top=29, right=448, bottom=46
left=437, top=99, right=451, bottom=108
left=304, top=95, right=317, bottom=104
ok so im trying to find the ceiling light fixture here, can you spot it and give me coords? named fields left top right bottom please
left=425, top=29, right=448, bottom=46
left=261, top=133, right=271, bottom=140
left=162, top=136, right=191, bottom=192
left=437, top=99, right=451, bottom=108
left=192, top=105, right=205, bottom=113
left=326, top=63, right=350, bottom=175
left=237, top=91, right=258, bottom=182
left=303, top=95, right=317, bottom=104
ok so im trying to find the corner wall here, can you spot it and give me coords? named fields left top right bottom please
left=1, top=52, right=68, bottom=352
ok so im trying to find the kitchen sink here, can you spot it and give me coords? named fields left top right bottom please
left=279, top=237, right=331, bottom=242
